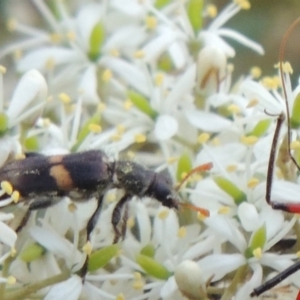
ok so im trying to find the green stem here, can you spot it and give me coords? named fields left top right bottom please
left=4, top=269, right=71, bottom=300
left=220, top=265, right=248, bottom=300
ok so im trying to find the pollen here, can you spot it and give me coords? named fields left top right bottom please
left=275, top=61, right=293, bottom=74
left=197, top=211, right=208, bottom=220
left=0, top=66, right=7, bottom=74
left=82, top=241, right=93, bottom=256
left=253, top=247, right=262, bottom=259
left=155, top=73, right=164, bottom=86
left=110, top=49, right=120, bottom=57
left=218, top=206, right=230, bottom=214
left=14, top=49, right=22, bottom=60
left=290, top=140, right=300, bottom=150
left=198, top=132, right=210, bottom=144
left=250, top=66, right=261, bottom=79
left=247, top=178, right=259, bottom=189
left=261, top=76, right=279, bottom=90
left=212, top=137, right=220, bottom=146
left=7, top=276, right=16, bottom=285
left=106, top=191, right=117, bottom=203
left=116, top=293, right=125, bottom=300
left=98, top=102, right=106, bottom=112
left=15, top=153, right=26, bottom=160
left=110, top=133, right=122, bottom=142
left=127, top=216, right=135, bottom=229
left=206, top=4, right=217, bottom=18
left=43, top=118, right=51, bottom=127
left=247, top=98, right=259, bottom=108
left=134, top=272, right=142, bottom=280
left=227, top=104, right=241, bottom=114
left=241, top=135, right=258, bottom=146
left=11, top=191, right=20, bottom=203
left=1, top=181, right=13, bottom=195
left=102, top=69, right=113, bottom=82
left=6, top=19, right=17, bottom=31
left=234, top=0, right=251, bottom=9
left=145, top=16, right=157, bottom=30
left=45, top=58, right=55, bottom=70
left=133, top=50, right=145, bottom=59
left=49, top=33, right=62, bottom=43
left=135, top=134, right=146, bottom=143
left=167, top=156, right=178, bottom=164
left=117, top=124, right=125, bottom=134
left=59, top=93, right=71, bottom=104
left=88, top=123, right=102, bottom=133
left=177, top=226, right=187, bottom=238
left=296, top=251, right=300, bottom=258
left=158, top=209, right=169, bottom=220
left=66, top=31, right=76, bottom=42
left=124, top=99, right=133, bottom=110
left=226, top=164, right=237, bottom=172
left=126, top=151, right=135, bottom=159
left=132, top=279, right=144, bottom=290
left=68, top=202, right=77, bottom=213
left=10, top=247, right=16, bottom=257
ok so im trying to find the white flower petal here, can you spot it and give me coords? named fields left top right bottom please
left=76, top=3, right=103, bottom=49
left=17, top=47, right=81, bottom=72
left=165, top=64, right=196, bottom=107
left=218, top=28, right=264, bottom=55
left=30, top=226, right=82, bottom=267
left=0, top=222, right=17, bottom=247
left=7, top=69, right=47, bottom=127
left=186, top=110, right=231, bottom=132
left=205, top=215, right=247, bottom=252
left=134, top=202, right=151, bottom=246
left=236, top=263, right=262, bottom=300
left=45, top=275, right=82, bottom=300
left=198, top=254, right=245, bottom=281
left=154, top=115, right=178, bottom=140
left=101, top=57, right=150, bottom=96
left=238, top=203, right=260, bottom=232
left=79, top=65, right=100, bottom=105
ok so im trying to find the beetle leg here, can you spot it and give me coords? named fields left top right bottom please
left=112, top=194, right=130, bottom=243
left=78, top=194, right=104, bottom=278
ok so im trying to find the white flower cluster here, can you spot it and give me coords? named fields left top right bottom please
left=0, top=1, right=299, bottom=300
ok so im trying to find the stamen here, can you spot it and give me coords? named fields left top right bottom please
left=1, top=181, right=13, bottom=195
left=82, top=241, right=93, bottom=256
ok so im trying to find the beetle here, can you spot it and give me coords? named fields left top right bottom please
left=251, top=16, right=300, bottom=298
left=0, top=149, right=212, bottom=276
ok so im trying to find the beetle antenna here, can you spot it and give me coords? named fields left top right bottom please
left=176, top=162, right=213, bottom=217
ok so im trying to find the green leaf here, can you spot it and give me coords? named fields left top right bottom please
left=0, top=112, right=8, bottom=134
left=187, top=0, right=203, bottom=33
left=250, top=119, right=271, bottom=137
left=176, top=153, right=192, bottom=182
left=127, top=90, right=158, bottom=119
left=291, top=93, right=300, bottom=129
left=155, top=0, right=171, bottom=9
left=88, top=244, right=120, bottom=272
left=88, top=22, right=105, bottom=61
left=24, top=136, right=39, bottom=151
left=250, top=224, right=266, bottom=251
left=140, top=244, right=155, bottom=258
left=20, top=243, right=46, bottom=262
left=136, top=254, right=171, bottom=280
left=71, top=113, right=101, bottom=152
left=157, top=53, right=174, bottom=72
left=214, top=176, right=247, bottom=205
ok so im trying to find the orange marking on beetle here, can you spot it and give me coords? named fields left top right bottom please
left=50, top=165, right=74, bottom=190
left=48, top=155, right=64, bottom=164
